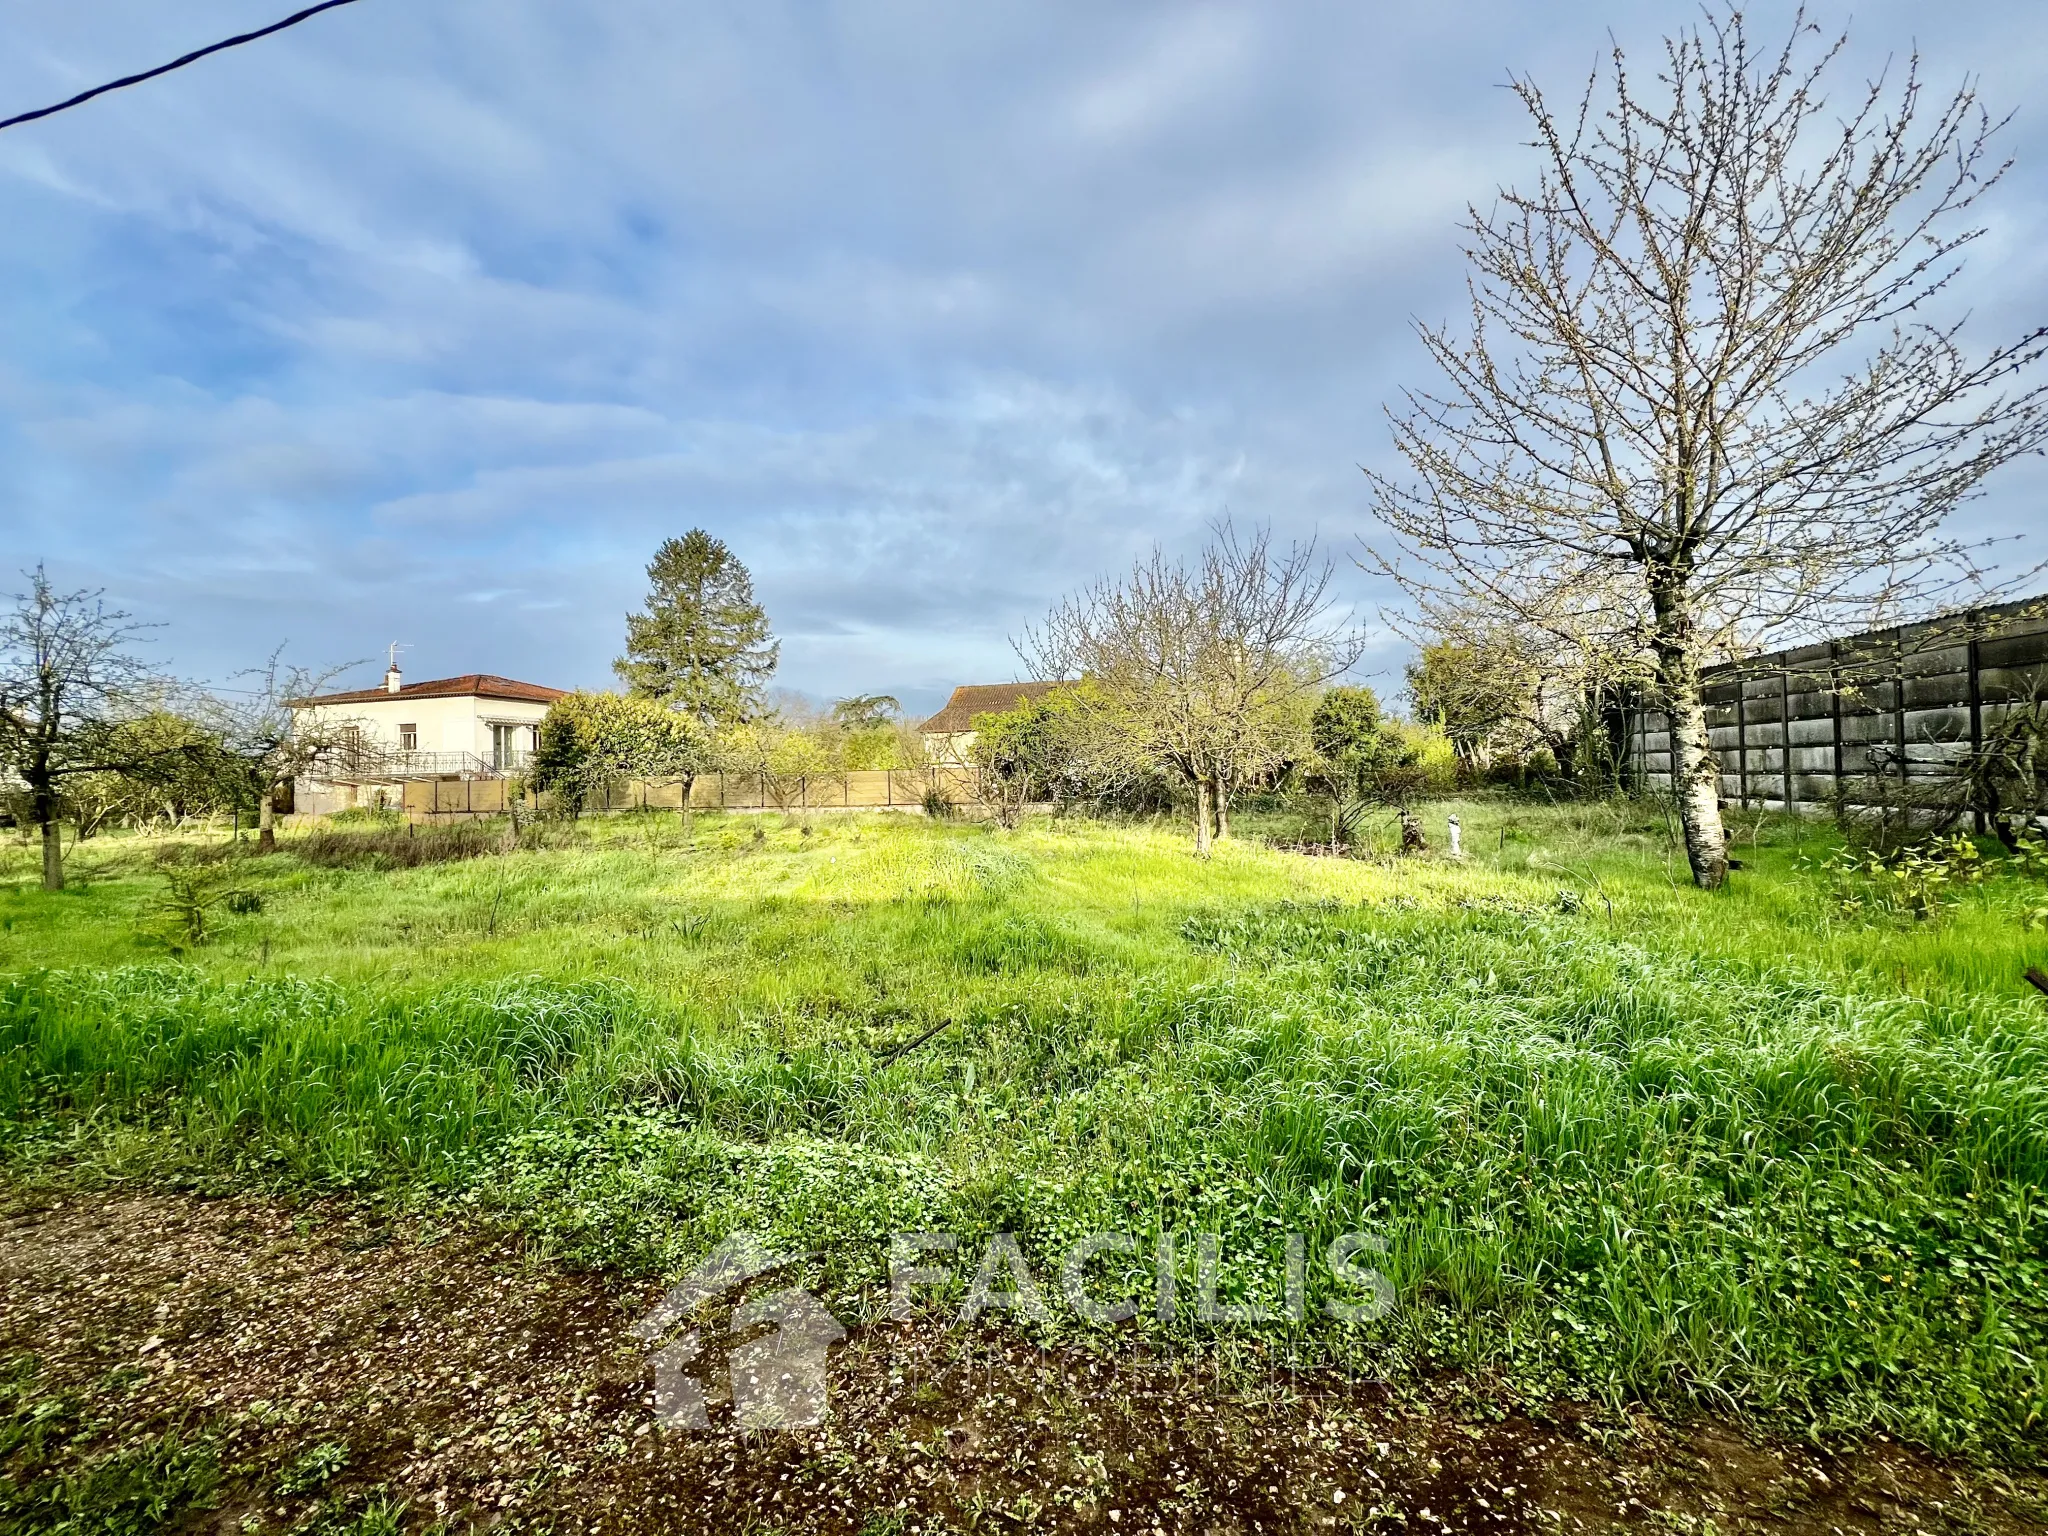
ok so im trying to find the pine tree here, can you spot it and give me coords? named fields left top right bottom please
left=613, top=531, right=778, bottom=724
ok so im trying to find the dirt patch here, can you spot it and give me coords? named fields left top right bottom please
left=0, top=1183, right=2040, bottom=1534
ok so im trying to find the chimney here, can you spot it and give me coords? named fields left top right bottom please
left=384, top=664, right=403, bottom=694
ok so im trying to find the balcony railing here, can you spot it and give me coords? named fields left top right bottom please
left=311, top=748, right=533, bottom=783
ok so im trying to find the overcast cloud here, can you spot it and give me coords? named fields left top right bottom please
left=3, top=0, right=2045, bottom=710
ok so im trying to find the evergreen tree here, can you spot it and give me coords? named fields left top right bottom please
left=613, top=531, right=777, bottom=724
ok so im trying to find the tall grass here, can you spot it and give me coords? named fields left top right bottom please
left=1, top=804, right=2045, bottom=1454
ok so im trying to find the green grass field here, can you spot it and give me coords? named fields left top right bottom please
left=3, top=799, right=2046, bottom=1460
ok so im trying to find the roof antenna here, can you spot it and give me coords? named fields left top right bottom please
left=387, top=640, right=409, bottom=671
left=385, top=642, right=409, bottom=694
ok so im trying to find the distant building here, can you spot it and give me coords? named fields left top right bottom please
left=291, top=663, right=567, bottom=814
left=919, top=681, right=1060, bottom=765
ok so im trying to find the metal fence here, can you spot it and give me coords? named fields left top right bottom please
left=1625, top=595, right=2048, bottom=821
left=316, top=747, right=530, bottom=783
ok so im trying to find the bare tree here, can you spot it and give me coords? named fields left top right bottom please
left=0, top=568, right=164, bottom=889
left=1021, top=524, right=1361, bottom=855
left=207, top=650, right=359, bottom=853
left=1365, top=5, right=2048, bottom=888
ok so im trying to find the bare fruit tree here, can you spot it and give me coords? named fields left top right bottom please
left=1365, top=5, right=2048, bottom=888
left=0, top=568, right=162, bottom=890
left=208, top=650, right=358, bottom=854
left=1021, top=524, right=1361, bottom=856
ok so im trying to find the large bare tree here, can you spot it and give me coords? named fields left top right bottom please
left=1021, top=524, right=1360, bottom=855
left=1365, top=5, right=2048, bottom=887
left=0, top=568, right=162, bottom=890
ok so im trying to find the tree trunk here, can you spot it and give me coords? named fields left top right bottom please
left=1552, top=734, right=1579, bottom=787
left=1399, top=809, right=1426, bottom=853
left=257, top=785, right=277, bottom=854
left=38, top=806, right=62, bottom=888
left=1663, top=685, right=1729, bottom=888
left=1213, top=782, right=1230, bottom=842
left=1193, top=779, right=1213, bottom=857
left=1650, top=584, right=1729, bottom=889
left=36, top=785, right=63, bottom=891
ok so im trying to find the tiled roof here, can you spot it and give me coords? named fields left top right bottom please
left=919, top=681, right=1061, bottom=734
left=297, top=674, right=569, bottom=707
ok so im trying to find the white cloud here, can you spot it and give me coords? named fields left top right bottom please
left=1, top=0, right=2044, bottom=701
left=1066, top=7, right=1263, bottom=146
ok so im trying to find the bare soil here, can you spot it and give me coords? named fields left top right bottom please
left=1, top=1183, right=2041, bottom=1535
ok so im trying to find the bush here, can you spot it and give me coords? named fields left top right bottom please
left=148, top=867, right=260, bottom=951
left=1816, top=833, right=1987, bottom=923
left=532, top=692, right=708, bottom=815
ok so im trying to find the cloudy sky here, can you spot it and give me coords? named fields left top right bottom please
left=3, top=1, right=2045, bottom=712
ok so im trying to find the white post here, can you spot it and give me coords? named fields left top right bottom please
left=1447, top=814, right=1462, bottom=858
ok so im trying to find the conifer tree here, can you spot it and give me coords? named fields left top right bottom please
left=613, top=531, right=778, bottom=725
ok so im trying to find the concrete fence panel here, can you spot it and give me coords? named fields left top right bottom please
left=403, top=765, right=995, bottom=821
left=1624, top=595, right=2048, bottom=823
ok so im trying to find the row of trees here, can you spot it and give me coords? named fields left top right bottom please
left=0, top=569, right=357, bottom=889
left=972, top=669, right=1454, bottom=853
left=541, top=523, right=1452, bottom=857
left=942, top=523, right=1461, bottom=855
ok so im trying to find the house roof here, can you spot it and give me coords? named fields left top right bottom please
left=919, top=681, right=1061, bottom=734
left=296, top=674, right=569, bottom=708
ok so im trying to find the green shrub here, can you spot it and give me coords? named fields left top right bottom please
left=1816, top=834, right=1987, bottom=923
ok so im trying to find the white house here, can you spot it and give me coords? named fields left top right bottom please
left=291, top=663, right=566, bottom=814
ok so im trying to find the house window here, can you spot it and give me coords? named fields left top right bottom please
left=398, top=724, right=418, bottom=752
left=490, top=722, right=524, bottom=770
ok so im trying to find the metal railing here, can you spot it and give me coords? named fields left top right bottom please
left=312, top=748, right=532, bottom=783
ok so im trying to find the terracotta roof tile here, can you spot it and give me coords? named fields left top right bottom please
left=297, top=674, right=568, bottom=707
left=919, top=681, right=1061, bottom=734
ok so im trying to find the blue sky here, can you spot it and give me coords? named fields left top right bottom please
left=4, top=1, right=2045, bottom=713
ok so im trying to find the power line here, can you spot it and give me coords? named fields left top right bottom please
left=0, top=0, right=370, bottom=134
